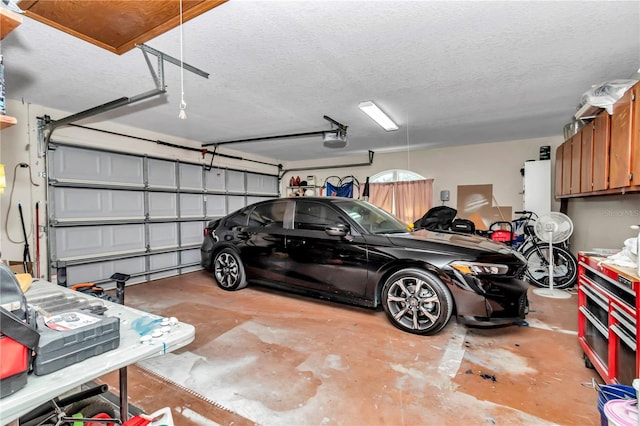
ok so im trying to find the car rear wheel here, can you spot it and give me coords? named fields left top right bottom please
left=381, top=268, right=453, bottom=335
left=213, top=248, right=247, bottom=290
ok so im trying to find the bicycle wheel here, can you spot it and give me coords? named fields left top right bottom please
left=522, top=244, right=577, bottom=289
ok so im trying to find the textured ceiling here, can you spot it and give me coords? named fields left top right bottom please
left=4, top=0, right=640, bottom=163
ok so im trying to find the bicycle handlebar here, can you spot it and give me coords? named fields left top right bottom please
left=514, top=210, right=538, bottom=219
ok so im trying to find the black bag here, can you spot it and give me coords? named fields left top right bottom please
left=451, top=218, right=475, bottom=234
left=414, top=206, right=457, bottom=231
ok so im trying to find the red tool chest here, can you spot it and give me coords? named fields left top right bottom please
left=578, top=252, right=640, bottom=385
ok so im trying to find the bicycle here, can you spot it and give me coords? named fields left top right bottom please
left=488, top=210, right=578, bottom=290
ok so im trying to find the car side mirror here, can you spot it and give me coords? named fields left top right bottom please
left=325, top=223, right=349, bottom=237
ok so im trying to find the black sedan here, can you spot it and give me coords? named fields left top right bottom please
left=201, top=197, right=529, bottom=335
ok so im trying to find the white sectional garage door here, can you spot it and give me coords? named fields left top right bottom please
left=47, top=143, right=279, bottom=287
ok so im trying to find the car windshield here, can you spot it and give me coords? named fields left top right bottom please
left=334, top=200, right=408, bottom=234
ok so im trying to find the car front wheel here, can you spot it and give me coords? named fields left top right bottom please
left=213, top=248, right=247, bottom=290
left=381, top=268, right=453, bottom=335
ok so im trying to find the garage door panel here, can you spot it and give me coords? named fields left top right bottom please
left=106, top=154, right=144, bottom=184
left=149, top=223, right=178, bottom=249
left=56, top=227, right=104, bottom=257
left=180, top=163, right=203, bottom=189
left=180, top=194, right=203, bottom=217
left=206, top=194, right=225, bottom=217
left=180, top=222, right=204, bottom=246
left=247, top=173, right=278, bottom=194
left=181, top=248, right=201, bottom=264
left=148, top=159, right=176, bottom=188
left=54, top=188, right=144, bottom=219
left=66, top=256, right=146, bottom=284
left=51, top=145, right=143, bottom=184
left=205, top=169, right=225, bottom=191
left=227, top=196, right=245, bottom=214
left=51, top=146, right=101, bottom=180
left=149, top=193, right=177, bottom=218
left=227, top=170, right=245, bottom=192
left=55, top=224, right=145, bottom=259
left=150, top=252, right=179, bottom=270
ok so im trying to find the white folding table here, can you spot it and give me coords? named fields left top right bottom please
left=0, top=279, right=195, bottom=425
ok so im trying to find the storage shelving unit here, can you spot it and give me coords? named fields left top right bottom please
left=578, top=252, right=640, bottom=385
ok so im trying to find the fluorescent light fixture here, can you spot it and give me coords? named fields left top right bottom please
left=358, top=101, right=398, bottom=131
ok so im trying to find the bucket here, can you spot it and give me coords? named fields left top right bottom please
left=603, top=399, right=638, bottom=426
left=597, top=384, right=636, bottom=426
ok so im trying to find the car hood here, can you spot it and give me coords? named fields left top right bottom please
left=387, top=229, right=516, bottom=256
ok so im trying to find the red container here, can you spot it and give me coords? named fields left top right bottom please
left=491, top=230, right=513, bottom=242
left=0, top=263, right=39, bottom=398
left=0, top=335, right=29, bottom=397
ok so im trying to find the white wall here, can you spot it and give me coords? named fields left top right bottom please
left=567, top=194, right=640, bottom=253
left=282, top=136, right=564, bottom=221
left=0, top=98, right=277, bottom=278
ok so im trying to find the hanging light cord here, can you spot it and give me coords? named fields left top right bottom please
left=178, top=0, right=187, bottom=119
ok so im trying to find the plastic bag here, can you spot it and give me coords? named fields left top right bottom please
left=580, top=79, right=638, bottom=115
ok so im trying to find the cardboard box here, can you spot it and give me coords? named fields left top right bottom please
left=1, top=260, right=33, bottom=275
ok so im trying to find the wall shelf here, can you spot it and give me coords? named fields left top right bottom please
left=0, top=115, right=17, bottom=130
left=1, top=7, right=22, bottom=130
left=0, top=7, right=22, bottom=40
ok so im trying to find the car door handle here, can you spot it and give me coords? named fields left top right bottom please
left=236, top=231, right=252, bottom=240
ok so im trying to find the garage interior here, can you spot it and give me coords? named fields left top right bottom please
left=1, top=1, right=640, bottom=425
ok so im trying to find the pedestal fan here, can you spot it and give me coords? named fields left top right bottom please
left=532, top=212, right=574, bottom=299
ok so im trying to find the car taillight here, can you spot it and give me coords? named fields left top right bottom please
left=203, top=228, right=210, bottom=237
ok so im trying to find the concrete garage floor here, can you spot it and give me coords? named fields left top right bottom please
left=97, top=271, right=601, bottom=425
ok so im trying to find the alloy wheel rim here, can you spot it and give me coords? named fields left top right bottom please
left=386, top=277, right=440, bottom=330
left=214, top=252, right=239, bottom=288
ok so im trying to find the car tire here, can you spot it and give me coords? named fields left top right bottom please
left=213, top=248, right=247, bottom=291
left=381, top=268, right=453, bottom=335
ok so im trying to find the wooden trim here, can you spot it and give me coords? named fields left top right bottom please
left=556, top=184, right=640, bottom=199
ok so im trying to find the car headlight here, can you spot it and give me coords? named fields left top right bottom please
left=449, top=261, right=509, bottom=276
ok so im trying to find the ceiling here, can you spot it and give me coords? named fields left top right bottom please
left=4, top=0, right=640, bottom=163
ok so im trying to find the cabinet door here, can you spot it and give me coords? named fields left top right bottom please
left=571, top=132, right=582, bottom=193
left=632, top=84, right=640, bottom=186
left=609, top=88, right=633, bottom=188
left=562, top=140, right=572, bottom=195
left=580, top=122, right=594, bottom=193
left=592, top=112, right=611, bottom=191
left=555, top=144, right=563, bottom=197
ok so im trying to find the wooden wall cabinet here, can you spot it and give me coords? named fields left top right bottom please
left=555, top=144, right=564, bottom=197
left=593, top=112, right=611, bottom=191
left=633, top=83, right=640, bottom=186
left=580, top=120, right=594, bottom=193
left=570, top=132, right=582, bottom=194
left=609, top=87, right=634, bottom=189
left=561, top=140, right=572, bottom=195
left=555, top=81, right=638, bottom=198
